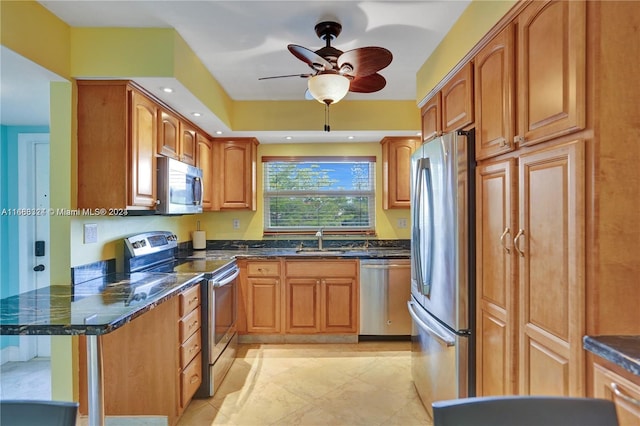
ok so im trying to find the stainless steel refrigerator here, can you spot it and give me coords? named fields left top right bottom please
left=408, top=130, right=475, bottom=416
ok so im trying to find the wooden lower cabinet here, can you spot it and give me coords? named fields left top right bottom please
left=475, top=159, right=517, bottom=396
left=238, top=259, right=359, bottom=336
left=592, top=360, right=640, bottom=426
left=78, top=285, right=202, bottom=425
left=244, top=260, right=282, bottom=333
left=285, top=260, right=358, bottom=334
left=475, top=140, right=585, bottom=397
left=517, top=141, right=585, bottom=396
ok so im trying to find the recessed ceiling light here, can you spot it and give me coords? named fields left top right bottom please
left=162, top=87, right=174, bottom=93
left=215, top=131, right=223, bottom=135
left=285, top=136, right=293, bottom=140
left=347, top=136, right=355, bottom=140
left=192, top=112, right=202, bottom=117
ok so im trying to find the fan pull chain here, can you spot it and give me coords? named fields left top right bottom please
left=324, top=103, right=331, bottom=132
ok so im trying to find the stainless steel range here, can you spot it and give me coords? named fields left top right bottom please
left=123, top=231, right=239, bottom=398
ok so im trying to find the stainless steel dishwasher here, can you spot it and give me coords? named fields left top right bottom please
left=359, top=258, right=412, bottom=337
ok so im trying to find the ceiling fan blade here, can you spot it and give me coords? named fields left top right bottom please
left=258, top=73, right=311, bottom=80
left=349, top=73, right=387, bottom=93
left=288, top=44, right=333, bottom=71
left=338, top=47, right=393, bottom=77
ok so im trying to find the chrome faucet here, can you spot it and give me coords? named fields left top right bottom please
left=315, top=228, right=323, bottom=250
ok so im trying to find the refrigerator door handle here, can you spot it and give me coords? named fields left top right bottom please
left=407, top=301, right=455, bottom=347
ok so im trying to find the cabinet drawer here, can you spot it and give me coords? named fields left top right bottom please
left=181, top=353, right=202, bottom=407
left=179, top=307, right=201, bottom=342
left=179, top=285, right=201, bottom=316
left=180, top=328, right=201, bottom=368
left=247, top=261, right=280, bottom=276
left=286, top=260, right=357, bottom=277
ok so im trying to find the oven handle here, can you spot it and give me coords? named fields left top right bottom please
left=212, top=266, right=239, bottom=288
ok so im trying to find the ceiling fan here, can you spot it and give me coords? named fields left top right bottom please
left=259, top=21, right=393, bottom=131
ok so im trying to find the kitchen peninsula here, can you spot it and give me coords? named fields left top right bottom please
left=0, top=271, right=204, bottom=426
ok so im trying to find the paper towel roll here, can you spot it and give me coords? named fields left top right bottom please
left=192, top=230, right=207, bottom=250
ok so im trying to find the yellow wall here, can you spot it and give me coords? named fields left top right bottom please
left=196, top=142, right=412, bottom=242
left=416, top=0, right=517, bottom=102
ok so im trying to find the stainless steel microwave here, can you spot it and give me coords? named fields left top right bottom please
left=156, top=157, right=203, bottom=215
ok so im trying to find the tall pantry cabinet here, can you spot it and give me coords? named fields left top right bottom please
left=457, top=0, right=639, bottom=399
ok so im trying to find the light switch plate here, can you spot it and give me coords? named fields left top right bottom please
left=232, top=219, right=240, bottom=229
left=84, top=223, right=98, bottom=244
left=397, top=218, right=408, bottom=229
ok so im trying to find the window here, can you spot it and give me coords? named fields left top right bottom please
left=263, top=156, right=375, bottom=233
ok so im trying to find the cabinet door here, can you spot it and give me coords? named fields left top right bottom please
left=517, top=140, right=585, bottom=396
left=196, top=134, right=214, bottom=211
left=321, top=277, right=358, bottom=333
left=421, top=92, right=441, bottom=142
left=129, top=90, right=158, bottom=208
left=214, top=138, right=257, bottom=210
left=381, top=137, right=419, bottom=209
left=441, top=62, right=474, bottom=133
left=474, top=25, right=515, bottom=160
left=247, top=277, right=281, bottom=333
left=475, top=159, right=517, bottom=396
left=181, top=122, right=197, bottom=166
left=158, top=110, right=180, bottom=160
left=593, top=363, right=640, bottom=426
left=516, top=0, right=586, bottom=146
left=285, top=278, right=320, bottom=333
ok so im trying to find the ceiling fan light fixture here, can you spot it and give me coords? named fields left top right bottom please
left=307, top=73, right=350, bottom=105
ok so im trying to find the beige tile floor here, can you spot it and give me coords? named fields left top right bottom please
left=178, top=341, right=433, bottom=426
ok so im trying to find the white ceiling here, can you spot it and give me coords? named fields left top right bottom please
left=1, top=1, right=470, bottom=143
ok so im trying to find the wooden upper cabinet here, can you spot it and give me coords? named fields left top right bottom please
left=158, top=110, right=180, bottom=160
left=158, top=110, right=196, bottom=166
left=421, top=92, right=442, bottom=142
left=474, top=25, right=515, bottom=160
left=516, top=0, right=586, bottom=146
left=381, top=137, right=420, bottom=209
left=77, top=81, right=158, bottom=211
left=441, top=62, right=474, bottom=133
left=213, top=138, right=258, bottom=210
left=180, top=123, right=197, bottom=166
left=196, top=133, right=214, bottom=211
left=129, top=91, right=158, bottom=208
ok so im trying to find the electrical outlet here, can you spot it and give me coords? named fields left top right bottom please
left=232, top=219, right=240, bottom=229
left=397, top=218, right=408, bottom=229
left=84, top=223, right=98, bottom=244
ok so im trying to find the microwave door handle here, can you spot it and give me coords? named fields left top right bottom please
left=193, top=176, right=203, bottom=205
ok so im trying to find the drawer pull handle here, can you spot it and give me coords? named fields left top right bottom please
left=611, top=382, right=640, bottom=407
left=190, top=375, right=200, bottom=384
left=189, top=321, right=198, bottom=329
left=189, top=296, right=198, bottom=304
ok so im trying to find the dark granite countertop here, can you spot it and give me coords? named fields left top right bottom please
left=583, top=335, right=640, bottom=377
left=0, top=271, right=204, bottom=336
left=183, top=247, right=411, bottom=260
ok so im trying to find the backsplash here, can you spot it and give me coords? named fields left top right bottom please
left=178, top=239, right=410, bottom=253
left=71, top=258, right=116, bottom=285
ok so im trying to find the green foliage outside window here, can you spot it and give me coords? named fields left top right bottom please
left=263, top=159, right=375, bottom=232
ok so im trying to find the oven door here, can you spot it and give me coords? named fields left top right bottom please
left=209, top=264, right=239, bottom=364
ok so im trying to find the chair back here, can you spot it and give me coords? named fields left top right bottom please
left=0, top=400, right=79, bottom=426
left=432, top=396, right=619, bottom=426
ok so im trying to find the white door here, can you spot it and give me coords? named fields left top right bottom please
left=18, top=133, right=51, bottom=359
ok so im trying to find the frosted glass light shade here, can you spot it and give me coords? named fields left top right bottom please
left=307, top=73, right=350, bottom=105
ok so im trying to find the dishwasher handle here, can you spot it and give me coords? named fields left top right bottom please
left=212, top=266, right=239, bottom=288
left=361, top=263, right=410, bottom=269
